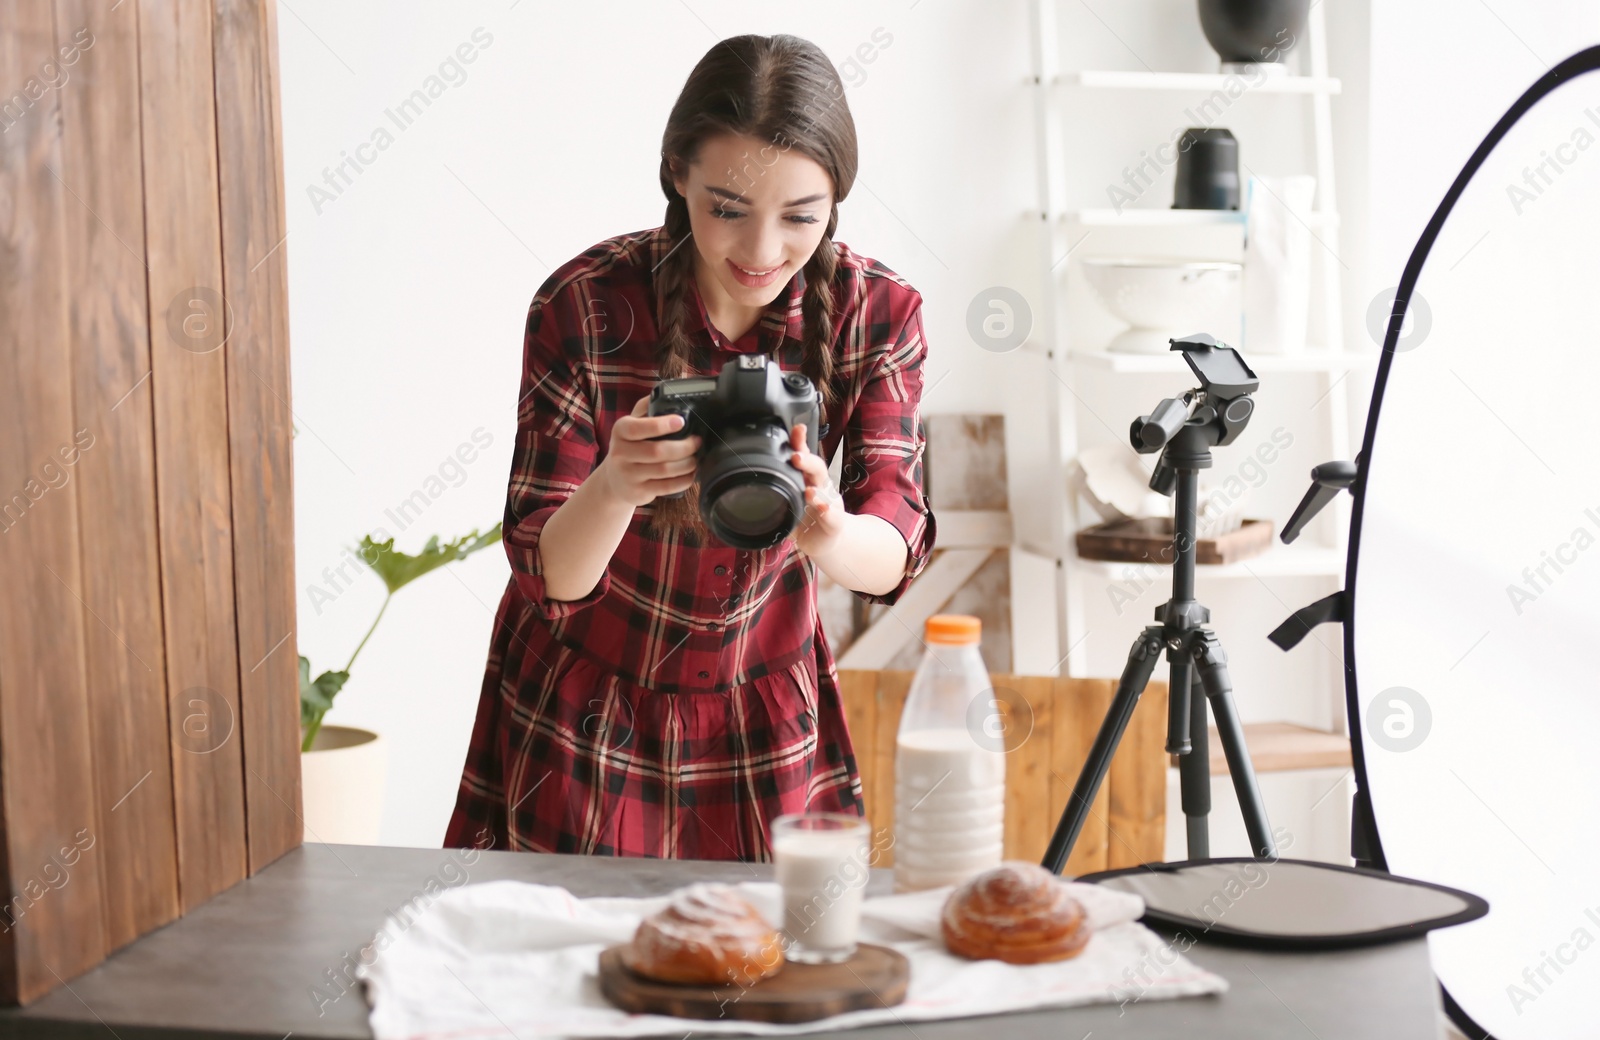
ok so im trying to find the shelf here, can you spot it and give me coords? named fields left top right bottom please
left=1071, top=542, right=1344, bottom=579
left=1188, top=722, right=1353, bottom=776
left=1056, top=70, right=1342, bottom=95
left=1058, top=208, right=1339, bottom=229
left=1067, top=347, right=1378, bottom=373
left=1065, top=208, right=1244, bottom=227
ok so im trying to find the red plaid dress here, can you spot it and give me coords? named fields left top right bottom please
left=442, top=225, right=936, bottom=861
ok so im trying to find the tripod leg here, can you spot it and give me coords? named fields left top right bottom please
left=1179, top=670, right=1211, bottom=859
left=1041, top=628, right=1165, bottom=875
left=1193, top=632, right=1278, bottom=859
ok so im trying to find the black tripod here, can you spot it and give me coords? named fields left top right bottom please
left=1043, top=335, right=1277, bottom=872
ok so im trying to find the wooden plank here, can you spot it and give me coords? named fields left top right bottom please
left=835, top=669, right=878, bottom=833
left=54, top=0, right=182, bottom=954
left=1107, top=678, right=1169, bottom=868
left=213, top=0, right=301, bottom=874
left=883, top=549, right=1012, bottom=674
left=598, top=942, right=908, bottom=1022
left=0, top=0, right=109, bottom=1001
left=1077, top=515, right=1274, bottom=565
left=1049, top=678, right=1113, bottom=877
left=1209, top=722, right=1352, bottom=775
left=1001, top=675, right=1054, bottom=865
left=138, top=0, right=248, bottom=910
left=832, top=416, right=1011, bottom=667
left=837, top=549, right=992, bottom=669
left=904, top=415, right=1013, bottom=674
left=923, top=415, right=1008, bottom=511
left=870, top=670, right=913, bottom=869
left=930, top=509, right=1013, bottom=549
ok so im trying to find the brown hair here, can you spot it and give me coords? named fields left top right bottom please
left=649, top=34, right=858, bottom=542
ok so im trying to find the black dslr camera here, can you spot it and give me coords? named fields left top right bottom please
left=648, top=354, right=822, bottom=550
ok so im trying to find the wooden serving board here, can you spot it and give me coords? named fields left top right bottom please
left=1076, top=516, right=1274, bottom=565
left=597, top=942, right=910, bottom=1024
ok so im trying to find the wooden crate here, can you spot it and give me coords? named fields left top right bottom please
left=821, top=414, right=1018, bottom=675
left=838, top=669, right=1169, bottom=876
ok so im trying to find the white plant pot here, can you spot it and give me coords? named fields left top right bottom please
left=300, top=724, right=387, bottom=845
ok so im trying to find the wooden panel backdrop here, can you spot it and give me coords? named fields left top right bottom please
left=840, top=670, right=1169, bottom=876
left=0, top=0, right=299, bottom=1005
left=822, top=414, right=1018, bottom=674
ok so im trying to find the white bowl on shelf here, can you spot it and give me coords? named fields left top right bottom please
left=1082, top=257, right=1242, bottom=354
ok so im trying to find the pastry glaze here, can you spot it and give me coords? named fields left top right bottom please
left=621, top=882, right=787, bottom=985
left=941, top=861, right=1091, bottom=964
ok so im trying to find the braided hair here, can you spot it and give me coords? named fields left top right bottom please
left=649, top=34, right=858, bottom=543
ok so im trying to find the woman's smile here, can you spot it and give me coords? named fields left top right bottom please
left=727, top=259, right=786, bottom=288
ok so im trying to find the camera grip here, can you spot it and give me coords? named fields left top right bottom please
left=644, top=402, right=694, bottom=441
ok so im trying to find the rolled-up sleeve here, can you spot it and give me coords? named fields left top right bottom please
left=839, top=296, right=937, bottom=607
left=503, top=288, right=610, bottom=618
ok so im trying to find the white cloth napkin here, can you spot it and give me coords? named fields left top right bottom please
left=356, top=878, right=1227, bottom=1039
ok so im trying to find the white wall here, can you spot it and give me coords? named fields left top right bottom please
left=282, top=0, right=1390, bottom=850
left=282, top=0, right=1038, bottom=848
left=1369, top=3, right=1600, bottom=276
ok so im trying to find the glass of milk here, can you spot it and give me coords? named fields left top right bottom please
left=771, top=812, right=871, bottom=964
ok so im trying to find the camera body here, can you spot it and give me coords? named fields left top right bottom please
left=647, top=354, right=822, bottom=549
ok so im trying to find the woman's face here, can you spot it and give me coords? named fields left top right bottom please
left=672, top=133, right=833, bottom=327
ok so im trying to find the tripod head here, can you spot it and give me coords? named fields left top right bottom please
left=1129, top=334, right=1260, bottom=496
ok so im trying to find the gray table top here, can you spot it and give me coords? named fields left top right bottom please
left=0, top=843, right=1443, bottom=1039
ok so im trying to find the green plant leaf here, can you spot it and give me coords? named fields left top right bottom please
left=300, top=664, right=349, bottom=720
left=299, top=654, right=318, bottom=730
left=306, top=669, right=349, bottom=712
left=355, top=522, right=502, bottom=595
left=298, top=522, right=503, bottom=752
left=299, top=656, right=350, bottom=751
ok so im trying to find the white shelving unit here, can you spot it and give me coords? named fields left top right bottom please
left=1071, top=543, right=1345, bottom=580
left=1062, top=206, right=1339, bottom=227
left=1057, top=69, right=1343, bottom=94
left=1067, top=346, right=1374, bottom=374
left=1025, top=0, right=1362, bottom=779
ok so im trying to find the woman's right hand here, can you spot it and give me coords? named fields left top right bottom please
left=595, top=396, right=703, bottom=506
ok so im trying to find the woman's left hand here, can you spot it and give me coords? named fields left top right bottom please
left=787, top=423, right=848, bottom=558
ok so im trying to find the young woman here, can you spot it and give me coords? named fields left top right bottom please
left=443, top=33, right=936, bottom=861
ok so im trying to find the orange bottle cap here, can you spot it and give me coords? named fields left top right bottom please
left=925, top=614, right=981, bottom=644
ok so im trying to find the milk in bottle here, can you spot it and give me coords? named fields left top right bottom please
left=892, top=614, right=1006, bottom=892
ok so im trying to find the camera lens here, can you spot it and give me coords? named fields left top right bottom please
left=707, top=480, right=793, bottom=539
left=697, top=424, right=807, bottom=549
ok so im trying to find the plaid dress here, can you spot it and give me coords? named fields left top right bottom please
left=442, top=225, right=936, bottom=861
